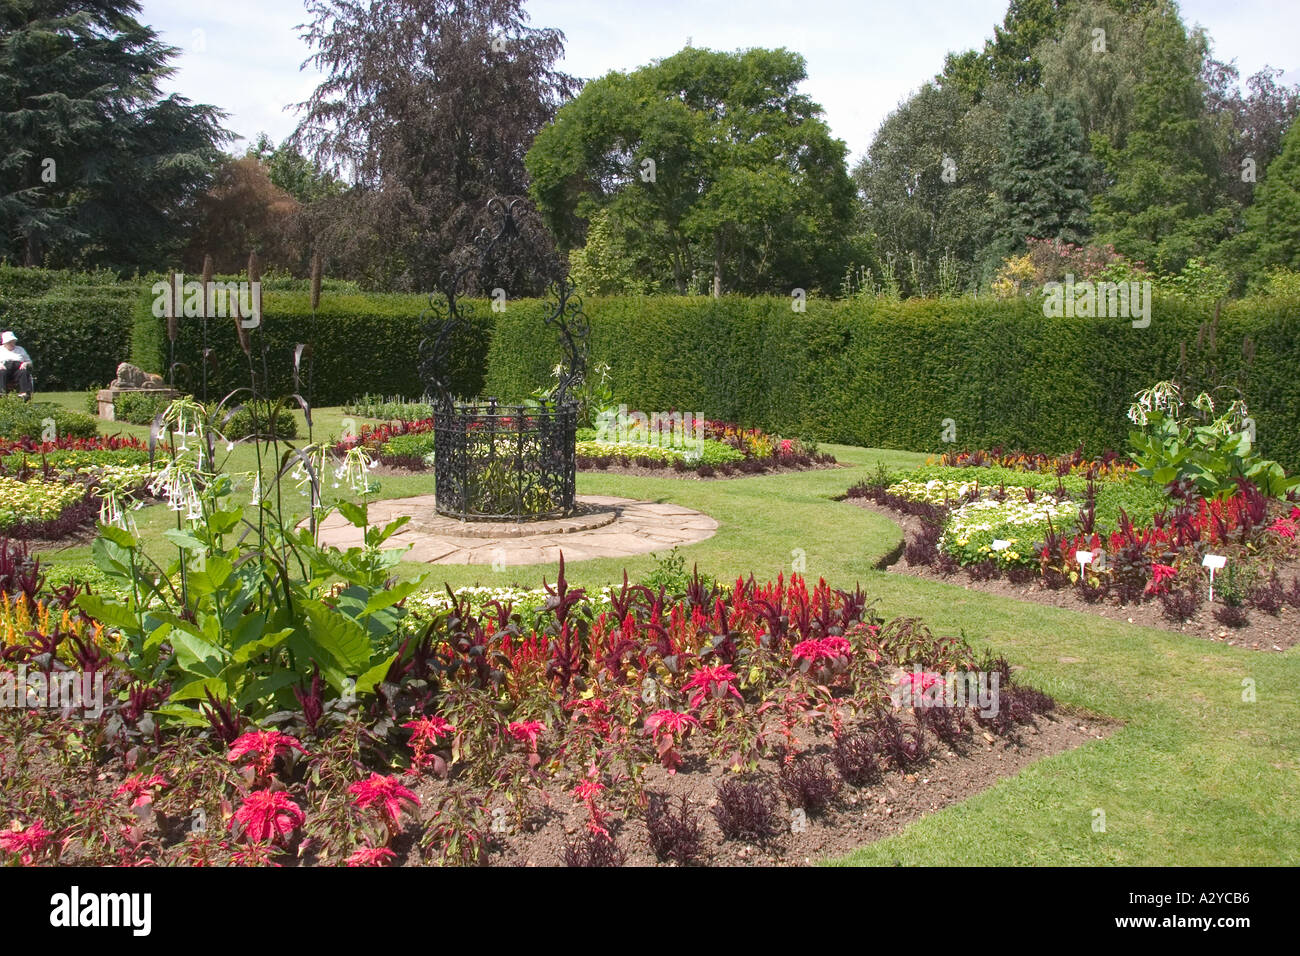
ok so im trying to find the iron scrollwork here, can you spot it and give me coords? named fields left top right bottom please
left=417, top=197, right=587, bottom=521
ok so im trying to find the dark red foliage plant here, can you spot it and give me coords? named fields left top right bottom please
left=644, top=791, right=703, bottom=865
left=711, top=777, right=780, bottom=843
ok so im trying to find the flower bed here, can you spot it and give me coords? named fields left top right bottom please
left=0, top=436, right=159, bottom=540
left=576, top=418, right=836, bottom=477
left=0, top=555, right=1066, bottom=867
left=851, top=453, right=1300, bottom=641
left=0, top=435, right=151, bottom=474
left=335, top=414, right=837, bottom=477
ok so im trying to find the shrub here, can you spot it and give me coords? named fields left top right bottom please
left=484, top=294, right=1300, bottom=473
left=114, top=390, right=177, bottom=425
left=379, top=431, right=437, bottom=465
left=0, top=273, right=135, bottom=389
left=215, top=401, right=299, bottom=441
left=0, top=398, right=98, bottom=441
left=135, top=287, right=494, bottom=407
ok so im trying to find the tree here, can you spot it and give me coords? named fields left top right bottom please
left=568, top=208, right=651, bottom=296
left=291, top=0, right=577, bottom=292
left=1243, top=118, right=1300, bottom=272
left=1201, top=64, right=1300, bottom=208
left=0, top=0, right=229, bottom=271
left=1089, top=2, right=1233, bottom=273
left=527, top=46, right=856, bottom=296
left=184, top=157, right=305, bottom=274
left=989, top=93, right=1092, bottom=259
left=247, top=133, right=343, bottom=205
left=853, top=81, right=1003, bottom=293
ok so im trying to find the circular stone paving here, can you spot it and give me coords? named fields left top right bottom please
left=314, top=495, right=718, bottom=565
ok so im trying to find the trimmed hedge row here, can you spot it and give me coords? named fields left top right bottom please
left=132, top=289, right=495, bottom=407
left=483, top=295, right=1300, bottom=472
left=0, top=290, right=136, bottom=390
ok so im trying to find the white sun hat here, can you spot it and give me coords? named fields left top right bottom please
left=1, top=331, right=15, bottom=344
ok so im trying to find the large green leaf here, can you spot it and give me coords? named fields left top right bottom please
left=74, top=594, right=141, bottom=633
left=169, top=627, right=227, bottom=678
left=300, top=600, right=373, bottom=675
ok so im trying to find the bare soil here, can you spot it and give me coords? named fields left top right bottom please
left=403, top=708, right=1110, bottom=867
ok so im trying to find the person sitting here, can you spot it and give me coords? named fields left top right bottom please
left=0, top=331, right=35, bottom=401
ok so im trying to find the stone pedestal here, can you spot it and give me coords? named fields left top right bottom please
left=97, top=387, right=180, bottom=421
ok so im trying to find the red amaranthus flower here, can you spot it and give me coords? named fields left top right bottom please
left=792, top=636, right=853, bottom=665
left=1145, top=563, right=1179, bottom=596
left=0, top=819, right=54, bottom=865
left=643, top=710, right=701, bottom=774
left=682, top=664, right=743, bottom=710
left=403, top=715, right=455, bottom=771
left=346, top=845, right=398, bottom=867
left=113, top=773, right=168, bottom=810
left=230, top=790, right=304, bottom=845
left=1269, top=517, right=1297, bottom=540
left=573, top=779, right=608, bottom=837
left=348, top=773, right=421, bottom=828
left=227, top=730, right=307, bottom=778
left=507, top=720, right=546, bottom=750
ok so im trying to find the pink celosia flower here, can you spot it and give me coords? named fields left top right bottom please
left=346, top=845, right=398, bottom=867
left=0, top=819, right=54, bottom=865
left=348, top=773, right=421, bottom=827
left=227, top=730, right=307, bottom=778
left=682, top=664, right=744, bottom=710
left=507, top=720, right=546, bottom=750
left=230, top=790, right=304, bottom=845
left=113, top=774, right=168, bottom=810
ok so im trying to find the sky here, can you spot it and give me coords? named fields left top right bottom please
left=139, top=0, right=1300, bottom=168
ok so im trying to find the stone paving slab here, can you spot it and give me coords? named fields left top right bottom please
left=311, top=495, right=717, bottom=566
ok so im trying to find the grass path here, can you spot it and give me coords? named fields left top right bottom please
left=31, top=394, right=1300, bottom=864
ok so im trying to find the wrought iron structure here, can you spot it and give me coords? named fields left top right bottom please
left=418, top=197, right=588, bottom=521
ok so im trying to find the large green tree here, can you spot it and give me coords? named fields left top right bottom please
left=1088, top=2, right=1232, bottom=272
left=0, top=0, right=228, bottom=271
left=527, top=46, right=855, bottom=296
left=853, top=81, right=1004, bottom=293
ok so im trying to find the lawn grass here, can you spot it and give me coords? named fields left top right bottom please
left=26, top=393, right=1300, bottom=865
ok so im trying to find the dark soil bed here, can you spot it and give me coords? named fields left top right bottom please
left=443, top=708, right=1110, bottom=867
left=850, top=497, right=1300, bottom=651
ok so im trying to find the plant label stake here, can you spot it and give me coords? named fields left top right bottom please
left=1203, top=554, right=1227, bottom=602
left=1076, top=550, right=1094, bottom=577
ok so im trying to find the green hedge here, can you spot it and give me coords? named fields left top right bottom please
left=132, top=289, right=495, bottom=407
left=0, top=290, right=136, bottom=391
left=483, top=294, right=1300, bottom=472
